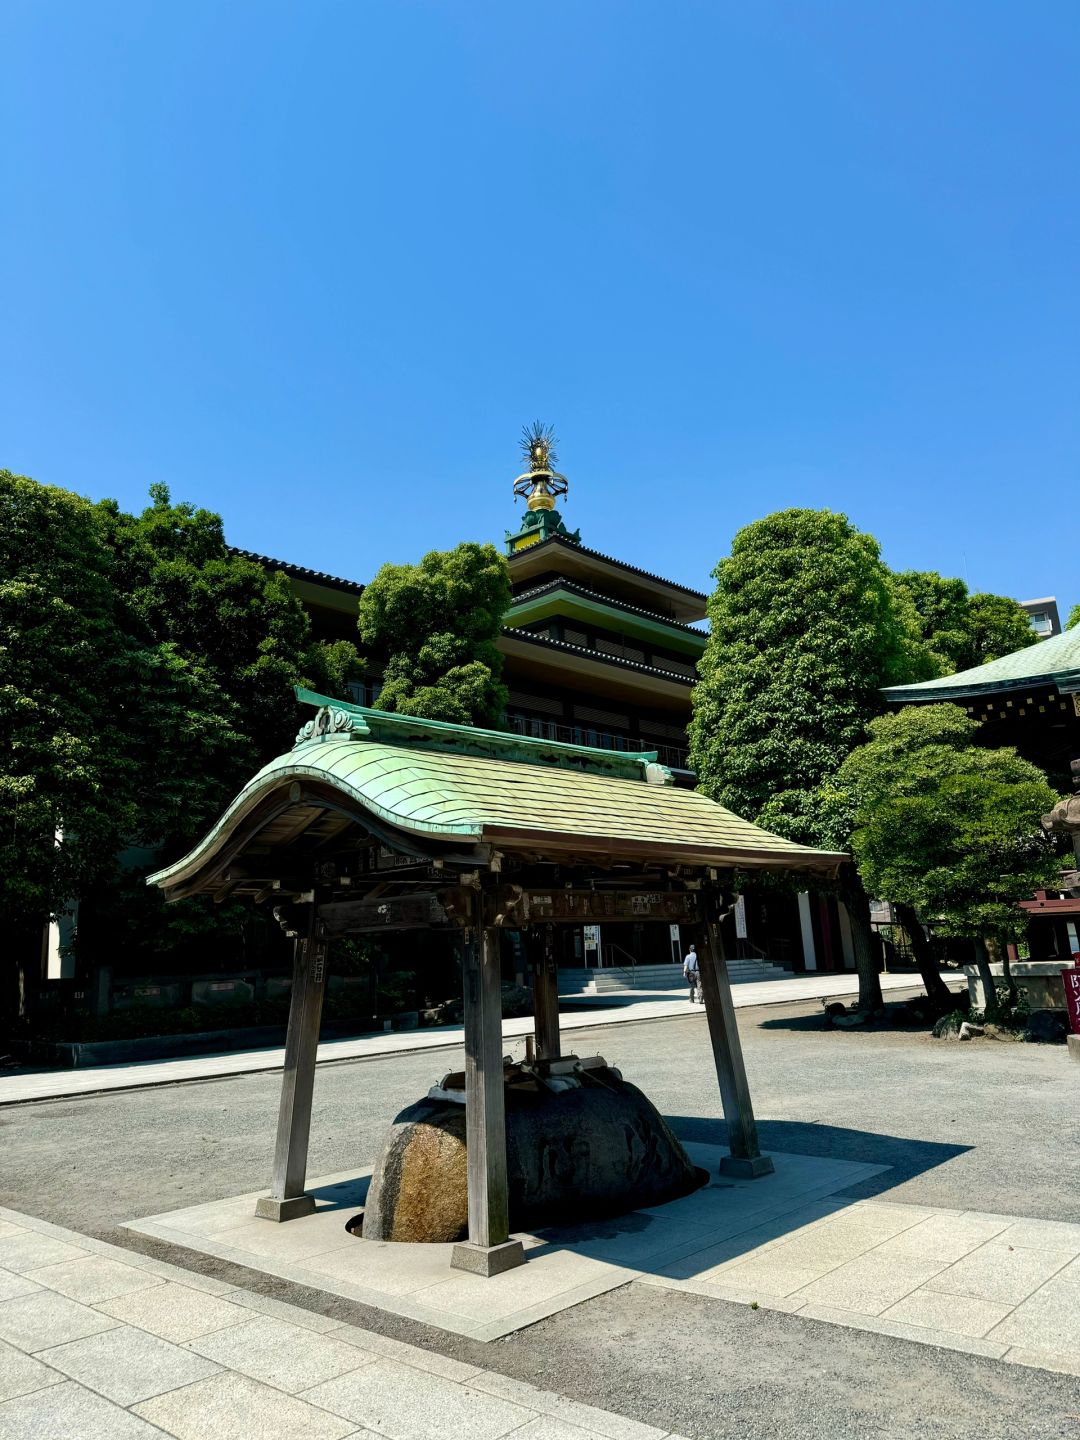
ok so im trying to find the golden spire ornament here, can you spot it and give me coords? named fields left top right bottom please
left=513, top=421, right=569, bottom=511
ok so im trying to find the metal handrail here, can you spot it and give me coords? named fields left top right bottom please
left=603, top=942, right=640, bottom=981
left=735, top=936, right=768, bottom=962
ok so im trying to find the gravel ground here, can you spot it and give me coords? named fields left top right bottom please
left=4, top=996, right=1079, bottom=1437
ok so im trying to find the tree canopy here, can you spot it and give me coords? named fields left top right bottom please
left=836, top=704, right=1061, bottom=943
left=0, top=471, right=140, bottom=935
left=688, top=508, right=944, bottom=1013
left=98, top=484, right=359, bottom=817
left=1067, top=603, right=1080, bottom=631
left=688, top=509, right=933, bottom=849
left=891, top=570, right=1035, bottom=674
left=358, top=542, right=510, bottom=726
left=1, top=474, right=361, bottom=991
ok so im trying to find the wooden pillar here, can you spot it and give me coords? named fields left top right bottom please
left=255, top=906, right=329, bottom=1221
left=533, top=922, right=561, bottom=1060
left=451, top=915, right=526, bottom=1276
left=697, top=913, right=774, bottom=1180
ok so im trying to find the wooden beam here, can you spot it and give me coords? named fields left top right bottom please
left=697, top=917, right=774, bottom=1179
left=451, top=918, right=526, bottom=1276
left=254, top=907, right=330, bottom=1220
left=532, top=923, right=561, bottom=1060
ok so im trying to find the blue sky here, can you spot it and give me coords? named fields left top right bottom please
left=3, top=2, right=1078, bottom=614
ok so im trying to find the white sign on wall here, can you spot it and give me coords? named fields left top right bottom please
left=734, top=894, right=747, bottom=940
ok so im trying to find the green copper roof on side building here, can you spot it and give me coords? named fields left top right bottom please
left=883, top=625, right=1080, bottom=703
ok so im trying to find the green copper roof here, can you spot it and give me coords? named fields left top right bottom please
left=148, top=694, right=843, bottom=895
left=883, top=626, right=1080, bottom=703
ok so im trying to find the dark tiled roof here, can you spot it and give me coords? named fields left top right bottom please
left=230, top=548, right=365, bottom=596
left=509, top=578, right=708, bottom=638
left=509, top=535, right=707, bottom=602
left=503, top=626, right=696, bottom=685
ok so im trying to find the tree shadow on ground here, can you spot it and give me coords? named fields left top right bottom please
left=753, top=987, right=969, bottom=1034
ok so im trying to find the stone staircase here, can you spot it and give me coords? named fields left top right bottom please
left=558, top=958, right=793, bottom=996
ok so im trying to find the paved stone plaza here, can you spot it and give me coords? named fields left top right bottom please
left=120, top=1150, right=1080, bottom=1368
left=3, top=999, right=1078, bottom=1438
left=0, top=1207, right=686, bottom=1440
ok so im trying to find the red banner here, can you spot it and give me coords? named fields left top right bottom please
left=1062, top=958, right=1080, bottom=1037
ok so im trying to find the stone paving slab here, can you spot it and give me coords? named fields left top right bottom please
left=0, top=1379, right=174, bottom=1439
left=0, top=974, right=924, bottom=1106
left=2, top=1180, right=1079, bottom=1436
left=638, top=1196, right=1080, bottom=1374
left=0, top=1341, right=64, bottom=1404
left=0, top=1207, right=691, bottom=1440
left=123, top=1147, right=888, bottom=1341
left=37, top=1325, right=222, bottom=1407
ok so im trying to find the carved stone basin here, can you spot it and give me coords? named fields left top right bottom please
left=359, top=1058, right=705, bottom=1243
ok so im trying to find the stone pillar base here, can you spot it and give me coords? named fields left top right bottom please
left=450, top=1239, right=527, bottom=1276
left=255, top=1194, right=317, bottom=1223
left=719, top=1154, right=775, bottom=1180
left=1068, top=1034, right=1080, bottom=1065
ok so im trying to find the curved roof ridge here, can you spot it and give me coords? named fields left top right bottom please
left=503, top=626, right=697, bottom=683
left=883, top=624, right=1080, bottom=702
left=509, top=578, right=708, bottom=636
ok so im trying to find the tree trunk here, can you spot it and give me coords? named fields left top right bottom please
left=839, top=869, right=884, bottom=1015
left=972, top=937, right=996, bottom=1015
left=894, top=903, right=952, bottom=1008
left=989, top=934, right=1017, bottom=1006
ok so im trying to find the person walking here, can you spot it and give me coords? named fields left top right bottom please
left=683, top=944, right=700, bottom=1003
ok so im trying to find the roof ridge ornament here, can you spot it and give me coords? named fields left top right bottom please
left=295, top=704, right=370, bottom=747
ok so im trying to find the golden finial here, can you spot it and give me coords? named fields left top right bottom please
left=513, top=421, right=568, bottom=512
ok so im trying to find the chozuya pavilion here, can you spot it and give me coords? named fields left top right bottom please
left=149, top=690, right=844, bottom=1278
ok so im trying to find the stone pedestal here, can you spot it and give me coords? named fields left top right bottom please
left=450, top=1239, right=526, bottom=1277
left=720, top=1154, right=775, bottom=1180
left=255, top=1195, right=317, bottom=1222
left=1068, top=1034, right=1080, bottom=1065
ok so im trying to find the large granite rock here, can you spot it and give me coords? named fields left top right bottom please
left=362, top=1064, right=703, bottom=1243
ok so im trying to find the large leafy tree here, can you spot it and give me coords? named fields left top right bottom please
left=1067, top=603, right=1080, bottom=630
left=837, top=704, right=1061, bottom=1005
left=99, top=484, right=360, bottom=797
left=0, top=473, right=138, bottom=944
left=892, top=570, right=1035, bottom=674
left=2, top=474, right=362, bottom=1003
left=689, top=508, right=935, bottom=1013
left=358, top=542, right=510, bottom=726
left=70, top=485, right=362, bottom=971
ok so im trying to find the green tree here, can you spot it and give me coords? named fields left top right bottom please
left=99, top=485, right=360, bottom=790
left=689, top=508, right=935, bottom=1013
left=892, top=570, right=1035, bottom=673
left=358, top=542, right=510, bottom=726
left=837, top=704, right=1061, bottom=1010
left=1066, top=603, right=1080, bottom=630
left=71, top=485, right=362, bottom=974
left=0, top=473, right=142, bottom=1010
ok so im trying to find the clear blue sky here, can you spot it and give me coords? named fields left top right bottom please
left=3, top=2, right=1078, bottom=614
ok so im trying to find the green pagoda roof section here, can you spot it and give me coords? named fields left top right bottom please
left=507, top=535, right=707, bottom=623
left=883, top=625, right=1080, bottom=703
left=503, top=627, right=697, bottom=685
left=148, top=698, right=844, bottom=897
left=507, top=579, right=708, bottom=653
